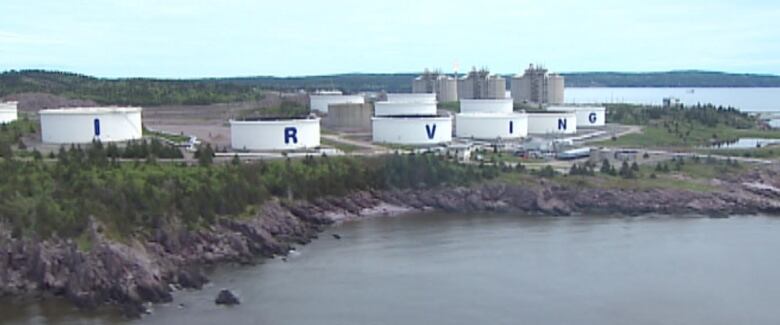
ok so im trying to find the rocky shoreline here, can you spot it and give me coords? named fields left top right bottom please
left=2, top=172, right=779, bottom=317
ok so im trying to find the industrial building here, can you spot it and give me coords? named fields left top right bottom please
left=39, top=107, right=143, bottom=144
left=547, top=106, right=606, bottom=128
left=526, top=111, right=577, bottom=135
left=0, top=101, right=18, bottom=124
left=309, top=93, right=365, bottom=113
left=412, top=70, right=458, bottom=103
left=458, top=68, right=506, bottom=100
left=455, top=113, right=528, bottom=140
left=460, top=99, right=513, bottom=114
left=374, top=101, right=437, bottom=117
left=511, top=64, right=565, bottom=105
left=372, top=115, right=452, bottom=145
left=386, top=93, right=437, bottom=103
left=230, top=116, right=320, bottom=151
left=322, top=103, right=372, bottom=131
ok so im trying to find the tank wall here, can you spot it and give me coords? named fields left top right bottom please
left=460, top=99, right=513, bottom=114
left=310, top=95, right=365, bottom=113
left=527, top=113, right=577, bottom=134
left=231, top=119, right=320, bottom=151
left=372, top=117, right=452, bottom=145
left=547, top=106, right=605, bottom=127
left=374, top=102, right=437, bottom=117
left=0, top=102, right=18, bottom=124
left=323, top=103, right=372, bottom=130
left=455, top=114, right=528, bottom=139
left=386, top=93, right=436, bottom=103
left=41, top=111, right=142, bottom=144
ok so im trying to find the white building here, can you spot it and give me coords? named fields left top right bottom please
left=309, top=94, right=365, bottom=113
left=230, top=117, right=320, bottom=151
left=547, top=106, right=606, bottom=128
left=0, top=101, right=18, bottom=124
left=455, top=113, right=528, bottom=139
left=459, top=99, right=513, bottom=114
left=386, top=93, right=436, bottom=103
left=374, top=101, right=437, bottom=117
left=372, top=116, right=452, bottom=145
left=40, top=107, right=143, bottom=144
left=526, top=111, right=577, bottom=135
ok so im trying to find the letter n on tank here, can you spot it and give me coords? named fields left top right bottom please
left=284, top=127, right=298, bottom=144
left=425, top=124, right=437, bottom=140
left=558, top=118, right=567, bottom=130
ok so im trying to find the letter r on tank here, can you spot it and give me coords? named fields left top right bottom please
left=284, top=127, right=298, bottom=144
left=558, top=118, right=567, bottom=130
left=425, top=124, right=437, bottom=140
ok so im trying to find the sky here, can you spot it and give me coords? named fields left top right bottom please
left=1, top=0, right=779, bottom=78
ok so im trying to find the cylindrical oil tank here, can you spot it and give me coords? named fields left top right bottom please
left=386, top=93, right=437, bottom=103
left=455, top=113, right=528, bottom=139
left=40, top=107, right=143, bottom=144
left=547, top=106, right=605, bottom=128
left=374, top=102, right=437, bottom=117
left=459, top=99, right=513, bottom=114
left=526, top=111, right=577, bottom=135
left=230, top=117, right=320, bottom=151
left=309, top=94, right=365, bottom=113
left=436, top=76, right=458, bottom=103
left=0, top=101, right=18, bottom=124
left=372, top=116, right=452, bottom=145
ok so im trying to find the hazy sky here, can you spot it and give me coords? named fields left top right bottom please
left=1, top=0, right=778, bottom=78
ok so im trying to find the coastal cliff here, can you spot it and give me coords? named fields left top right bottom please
left=1, top=169, right=779, bottom=317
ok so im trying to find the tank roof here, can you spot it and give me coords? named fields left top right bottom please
left=39, top=107, right=142, bottom=115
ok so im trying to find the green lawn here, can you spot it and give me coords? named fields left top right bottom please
left=596, top=123, right=780, bottom=148
left=321, top=138, right=361, bottom=153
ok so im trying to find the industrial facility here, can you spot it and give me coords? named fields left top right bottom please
left=39, top=107, right=143, bottom=144
left=372, top=96, right=452, bottom=145
left=526, top=111, right=577, bottom=135
left=322, top=103, right=372, bottom=131
left=0, top=101, right=18, bottom=124
left=458, top=68, right=506, bottom=100
left=230, top=116, right=320, bottom=151
left=512, top=64, right=565, bottom=105
left=412, top=70, right=458, bottom=103
left=547, top=106, right=606, bottom=128
left=309, top=92, right=365, bottom=113
left=455, top=112, right=528, bottom=140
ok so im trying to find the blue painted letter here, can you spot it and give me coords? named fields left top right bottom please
left=509, top=121, right=514, bottom=134
left=284, top=127, right=298, bottom=144
left=558, top=118, right=567, bottom=130
left=589, top=112, right=597, bottom=124
left=94, top=118, right=101, bottom=136
left=425, top=124, right=437, bottom=139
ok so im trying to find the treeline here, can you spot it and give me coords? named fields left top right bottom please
left=0, top=70, right=265, bottom=106
left=0, top=147, right=501, bottom=239
left=607, top=103, right=756, bottom=128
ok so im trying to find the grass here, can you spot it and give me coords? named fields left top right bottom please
left=321, top=138, right=361, bottom=153
left=595, top=122, right=780, bottom=148
left=143, top=128, right=189, bottom=143
left=700, top=145, right=780, bottom=159
left=437, top=102, right=460, bottom=113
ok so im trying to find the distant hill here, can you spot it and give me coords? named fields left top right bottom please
left=2, top=70, right=780, bottom=106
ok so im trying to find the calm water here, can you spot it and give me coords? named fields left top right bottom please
left=5, top=213, right=780, bottom=325
left=565, top=87, right=780, bottom=113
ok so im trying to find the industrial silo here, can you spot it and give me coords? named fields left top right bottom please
left=230, top=116, right=320, bottom=151
left=455, top=112, right=528, bottom=139
left=547, top=105, right=605, bottom=128
left=526, top=111, right=577, bottom=135
left=460, top=99, right=513, bottom=114
left=309, top=93, right=365, bottom=113
left=0, top=101, right=18, bottom=124
left=39, top=107, right=143, bottom=144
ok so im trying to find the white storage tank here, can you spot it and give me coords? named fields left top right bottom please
left=40, top=107, right=143, bottom=144
left=230, top=117, right=320, bottom=151
left=456, top=113, right=528, bottom=139
left=527, top=111, right=577, bottom=135
left=310, top=94, right=365, bottom=113
left=460, top=99, right=513, bottom=114
left=372, top=115, right=452, bottom=145
left=0, top=101, right=18, bottom=124
left=547, top=106, right=606, bottom=128
left=374, top=101, right=437, bottom=117
left=386, top=93, right=437, bottom=103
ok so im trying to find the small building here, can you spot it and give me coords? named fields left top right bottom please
left=547, top=105, right=606, bottom=128
left=526, top=111, right=577, bottom=135
left=0, top=101, right=18, bottom=124
left=309, top=93, right=365, bottom=113
left=40, top=107, right=143, bottom=144
left=322, top=103, right=372, bottom=131
left=455, top=113, right=528, bottom=140
left=230, top=117, right=320, bottom=151
left=372, top=115, right=452, bottom=145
